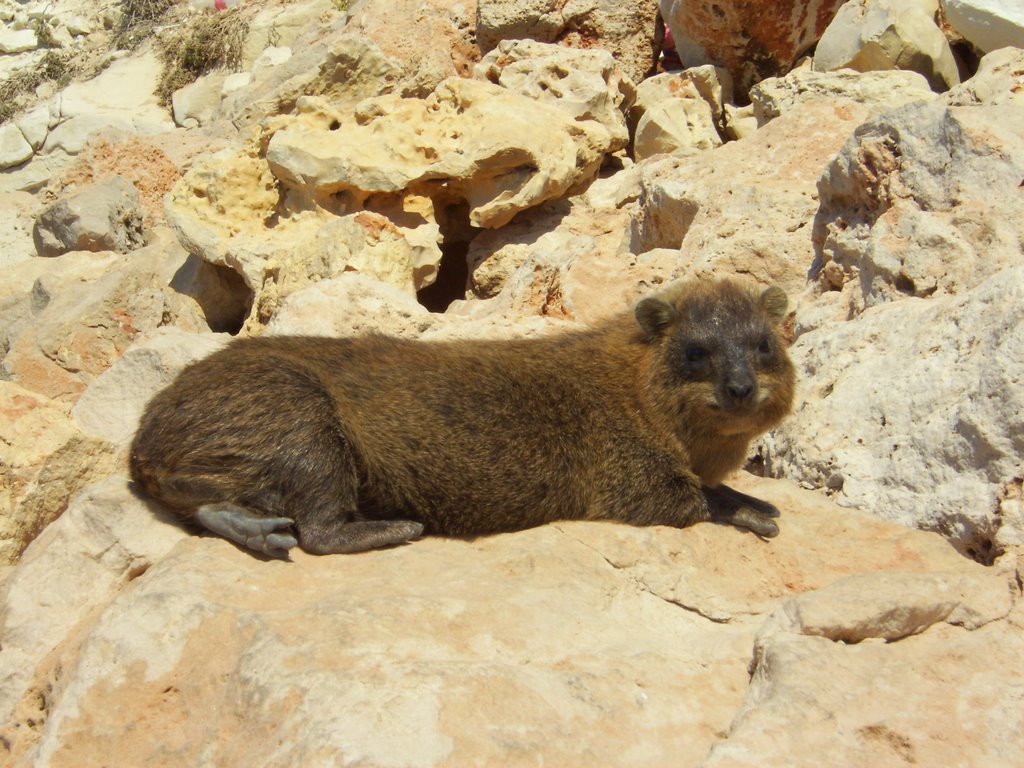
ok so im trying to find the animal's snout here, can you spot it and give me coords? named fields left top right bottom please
left=727, top=381, right=753, bottom=401
left=722, top=369, right=756, bottom=408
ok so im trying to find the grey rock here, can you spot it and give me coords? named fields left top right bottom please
left=32, top=176, right=145, bottom=257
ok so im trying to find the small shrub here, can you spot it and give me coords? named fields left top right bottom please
left=156, top=8, right=249, bottom=105
left=0, top=51, right=73, bottom=125
left=113, top=0, right=179, bottom=50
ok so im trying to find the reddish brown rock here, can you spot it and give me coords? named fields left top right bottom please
left=659, top=0, right=848, bottom=94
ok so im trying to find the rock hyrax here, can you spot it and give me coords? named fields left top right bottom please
left=130, top=278, right=796, bottom=558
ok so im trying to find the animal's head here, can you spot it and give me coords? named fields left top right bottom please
left=635, top=279, right=795, bottom=435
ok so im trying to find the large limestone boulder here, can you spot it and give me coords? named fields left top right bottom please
left=1, top=475, right=1019, bottom=764
left=812, top=102, right=1024, bottom=306
left=750, top=67, right=937, bottom=125
left=812, top=0, right=960, bottom=91
left=659, top=0, right=848, bottom=93
left=770, top=101, right=1024, bottom=559
left=172, top=74, right=621, bottom=328
left=629, top=70, right=725, bottom=160
left=266, top=79, right=614, bottom=228
left=476, top=0, right=661, bottom=84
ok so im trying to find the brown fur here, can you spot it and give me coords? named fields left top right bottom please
left=130, top=278, right=795, bottom=555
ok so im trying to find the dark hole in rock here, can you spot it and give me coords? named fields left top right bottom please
left=417, top=201, right=478, bottom=314
left=417, top=239, right=470, bottom=313
left=171, top=254, right=251, bottom=334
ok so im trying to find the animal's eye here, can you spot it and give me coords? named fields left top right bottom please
left=758, top=336, right=772, bottom=354
left=685, top=345, right=708, bottom=363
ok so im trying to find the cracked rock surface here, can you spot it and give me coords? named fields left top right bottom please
left=1, top=474, right=1020, bottom=766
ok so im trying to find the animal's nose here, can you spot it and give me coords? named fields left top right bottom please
left=726, top=379, right=754, bottom=404
left=728, top=383, right=752, bottom=400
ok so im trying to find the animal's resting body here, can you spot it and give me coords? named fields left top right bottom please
left=130, top=279, right=796, bottom=558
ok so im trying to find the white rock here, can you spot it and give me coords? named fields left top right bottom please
left=252, top=45, right=292, bottom=72
left=72, top=329, right=229, bottom=446
left=14, top=103, right=51, bottom=150
left=944, top=45, right=1024, bottom=106
left=171, top=72, right=228, bottom=129
left=0, top=28, right=37, bottom=54
left=221, top=71, right=252, bottom=96
left=941, top=0, right=1024, bottom=52
left=0, top=122, right=33, bottom=169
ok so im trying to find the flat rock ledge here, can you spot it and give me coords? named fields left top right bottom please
left=1, top=474, right=1019, bottom=767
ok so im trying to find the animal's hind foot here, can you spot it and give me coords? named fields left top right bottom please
left=196, top=503, right=298, bottom=559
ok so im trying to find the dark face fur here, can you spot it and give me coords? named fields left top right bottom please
left=636, top=280, right=794, bottom=435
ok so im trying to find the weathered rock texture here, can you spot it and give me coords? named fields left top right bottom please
left=2, top=475, right=1020, bottom=765
left=477, top=0, right=661, bottom=84
left=1, top=0, right=1024, bottom=763
left=768, top=100, right=1024, bottom=560
left=659, top=0, right=849, bottom=93
left=32, top=176, right=145, bottom=257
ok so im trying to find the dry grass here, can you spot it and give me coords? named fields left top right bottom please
left=112, top=0, right=179, bottom=50
left=0, top=51, right=73, bottom=125
left=155, top=8, right=249, bottom=105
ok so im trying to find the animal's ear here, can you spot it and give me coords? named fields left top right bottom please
left=635, top=297, right=678, bottom=337
left=759, top=286, right=788, bottom=324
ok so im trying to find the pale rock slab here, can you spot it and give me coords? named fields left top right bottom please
left=477, top=0, right=662, bottom=84
left=474, top=39, right=634, bottom=151
left=32, top=176, right=145, bottom=257
left=2, top=235, right=208, bottom=403
left=0, top=478, right=189, bottom=727
left=706, top=564, right=1022, bottom=766
left=750, top=67, right=936, bottom=125
left=659, top=0, right=848, bottom=93
left=71, top=328, right=230, bottom=447
left=941, top=0, right=1024, bottom=52
left=813, top=101, right=1024, bottom=307
left=2, top=475, right=1016, bottom=765
left=14, top=103, right=52, bottom=150
left=0, top=28, right=37, bottom=53
left=771, top=267, right=1024, bottom=560
left=944, top=45, right=1024, bottom=106
left=813, top=0, right=960, bottom=91
left=0, top=122, right=33, bottom=170
left=42, top=50, right=174, bottom=157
